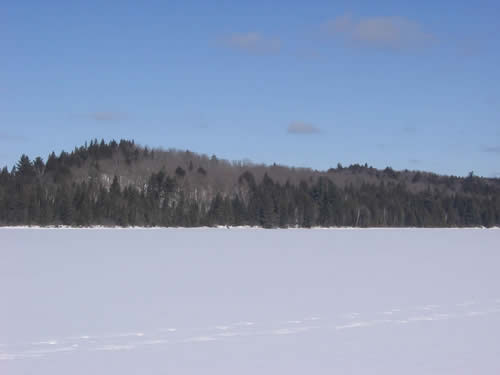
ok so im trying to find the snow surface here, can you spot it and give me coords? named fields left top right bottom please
left=1, top=228, right=500, bottom=374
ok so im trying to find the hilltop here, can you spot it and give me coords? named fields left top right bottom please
left=1, top=139, right=499, bottom=227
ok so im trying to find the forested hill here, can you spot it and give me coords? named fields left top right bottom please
left=1, top=139, right=499, bottom=228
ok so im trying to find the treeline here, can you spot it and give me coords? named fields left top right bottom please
left=1, top=140, right=499, bottom=227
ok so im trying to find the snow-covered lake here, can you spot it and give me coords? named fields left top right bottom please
left=1, top=228, right=500, bottom=374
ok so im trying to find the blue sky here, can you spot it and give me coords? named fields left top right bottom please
left=1, top=0, right=499, bottom=177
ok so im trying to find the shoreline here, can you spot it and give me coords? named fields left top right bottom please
left=0, top=226, right=498, bottom=230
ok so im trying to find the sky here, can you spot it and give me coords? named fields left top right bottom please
left=1, top=0, right=499, bottom=177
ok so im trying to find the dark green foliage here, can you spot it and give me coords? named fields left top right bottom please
left=175, top=166, right=186, bottom=178
left=1, top=140, right=499, bottom=228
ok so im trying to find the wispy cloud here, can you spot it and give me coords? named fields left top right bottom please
left=403, top=126, right=417, bottom=133
left=481, top=146, right=500, bottom=154
left=409, top=158, right=421, bottom=164
left=221, top=32, right=281, bottom=54
left=322, top=14, right=435, bottom=50
left=294, top=47, right=323, bottom=60
left=89, top=112, right=127, bottom=122
left=287, top=122, right=321, bottom=135
left=456, top=37, right=484, bottom=57
left=0, top=131, right=29, bottom=142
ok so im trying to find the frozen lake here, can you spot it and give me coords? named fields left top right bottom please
left=1, top=228, right=500, bottom=374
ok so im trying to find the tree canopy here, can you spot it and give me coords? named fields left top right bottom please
left=1, top=139, right=499, bottom=228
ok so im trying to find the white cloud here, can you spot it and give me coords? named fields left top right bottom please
left=89, top=112, right=127, bottom=122
left=482, top=146, right=500, bottom=154
left=0, top=131, right=28, bottom=142
left=322, top=14, right=435, bottom=50
left=222, top=32, right=281, bottom=54
left=287, top=122, right=321, bottom=134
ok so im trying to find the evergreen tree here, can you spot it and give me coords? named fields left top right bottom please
left=1, top=139, right=499, bottom=228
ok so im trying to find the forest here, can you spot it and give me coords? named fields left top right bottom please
left=1, top=139, right=499, bottom=228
